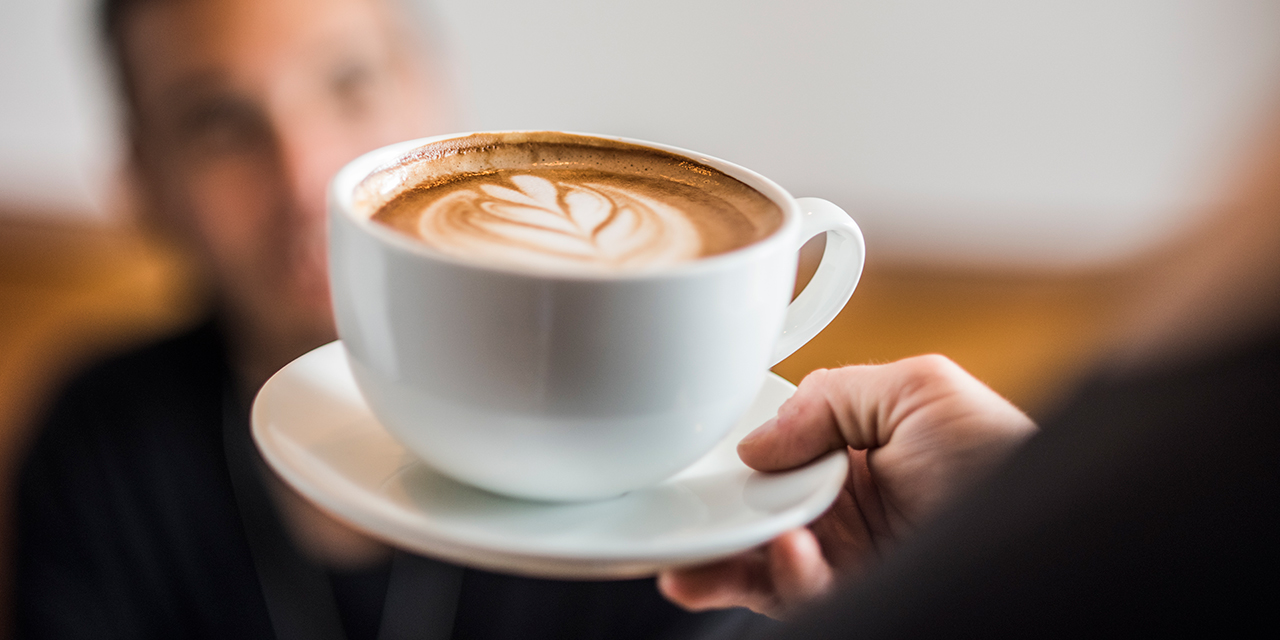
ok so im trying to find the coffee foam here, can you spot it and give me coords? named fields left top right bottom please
left=357, top=132, right=783, bottom=273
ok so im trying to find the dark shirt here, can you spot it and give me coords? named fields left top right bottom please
left=15, top=322, right=752, bottom=640
left=753, top=332, right=1280, bottom=637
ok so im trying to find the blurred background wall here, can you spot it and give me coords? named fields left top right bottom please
left=6, top=0, right=1280, bottom=259
left=2, top=0, right=1280, bottom=633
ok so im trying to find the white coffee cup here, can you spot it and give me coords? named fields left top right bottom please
left=328, top=132, right=864, bottom=501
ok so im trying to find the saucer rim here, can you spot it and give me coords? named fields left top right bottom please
left=252, top=341, right=848, bottom=579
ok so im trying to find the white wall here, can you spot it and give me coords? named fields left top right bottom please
left=0, top=0, right=117, bottom=218
left=4, top=0, right=1280, bottom=266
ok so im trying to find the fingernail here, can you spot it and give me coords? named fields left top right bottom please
left=738, top=417, right=777, bottom=448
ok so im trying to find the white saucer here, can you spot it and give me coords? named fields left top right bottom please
left=251, top=341, right=847, bottom=580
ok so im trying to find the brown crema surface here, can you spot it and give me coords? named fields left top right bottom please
left=359, top=132, right=783, bottom=271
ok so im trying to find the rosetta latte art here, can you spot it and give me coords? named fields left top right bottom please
left=415, top=174, right=703, bottom=271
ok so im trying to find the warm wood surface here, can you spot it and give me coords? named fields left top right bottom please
left=776, top=252, right=1125, bottom=416
left=0, top=215, right=1127, bottom=637
left=0, top=218, right=201, bottom=459
left=0, top=215, right=201, bottom=637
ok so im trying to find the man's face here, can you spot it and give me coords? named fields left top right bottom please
left=124, top=0, right=442, bottom=352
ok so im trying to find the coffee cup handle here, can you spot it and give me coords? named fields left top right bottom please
left=770, top=198, right=866, bottom=366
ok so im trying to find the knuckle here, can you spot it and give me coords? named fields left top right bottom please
left=799, top=367, right=832, bottom=388
left=897, top=354, right=967, bottom=390
left=801, top=365, right=863, bottom=392
left=791, top=368, right=834, bottom=405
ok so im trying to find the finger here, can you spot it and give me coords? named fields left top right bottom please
left=767, top=529, right=833, bottom=611
left=807, top=449, right=887, bottom=568
left=657, top=550, right=777, bottom=615
left=738, top=369, right=847, bottom=471
left=740, top=356, right=1030, bottom=472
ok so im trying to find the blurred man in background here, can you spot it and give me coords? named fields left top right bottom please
left=13, top=0, right=753, bottom=637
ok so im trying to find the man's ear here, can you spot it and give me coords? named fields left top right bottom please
left=125, top=127, right=177, bottom=238
left=123, top=126, right=213, bottom=302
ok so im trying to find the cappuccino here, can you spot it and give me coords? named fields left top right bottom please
left=361, top=132, right=783, bottom=273
left=331, top=131, right=865, bottom=500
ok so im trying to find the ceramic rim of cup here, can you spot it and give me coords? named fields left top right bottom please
left=328, top=130, right=805, bottom=282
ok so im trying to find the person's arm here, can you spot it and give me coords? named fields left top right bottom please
left=658, top=355, right=1036, bottom=618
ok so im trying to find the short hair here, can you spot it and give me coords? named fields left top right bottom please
left=97, top=0, right=166, bottom=124
left=98, top=0, right=153, bottom=57
left=95, top=0, right=446, bottom=128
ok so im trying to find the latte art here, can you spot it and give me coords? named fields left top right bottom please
left=418, top=174, right=701, bottom=271
left=362, top=132, right=784, bottom=274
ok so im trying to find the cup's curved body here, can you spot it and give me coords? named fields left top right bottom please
left=329, top=133, right=863, bottom=501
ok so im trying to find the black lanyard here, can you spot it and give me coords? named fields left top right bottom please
left=222, top=388, right=463, bottom=640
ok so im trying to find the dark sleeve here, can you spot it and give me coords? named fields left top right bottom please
left=739, top=340, right=1280, bottom=638
left=14, top=328, right=275, bottom=640
left=450, top=568, right=770, bottom=640
left=15, top=376, right=169, bottom=639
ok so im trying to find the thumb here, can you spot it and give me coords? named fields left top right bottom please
left=738, top=368, right=848, bottom=472
left=739, top=357, right=991, bottom=472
